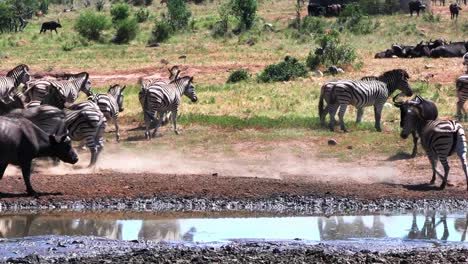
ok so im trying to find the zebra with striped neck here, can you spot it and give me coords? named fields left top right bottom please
left=139, top=66, right=180, bottom=126
left=457, top=75, right=468, bottom=121
left=142, top=76, right=197, bottom=139
left=396, top=99, right=468, bottom=190
left=318, top=69, right=413, bottom=132
left=66, top=101, right=107, bottom=167
left=24, top=72, right=92, bottom=108
left=0, top=64, right=30, bottom=99
left=89, top=84, right=126, bottom=142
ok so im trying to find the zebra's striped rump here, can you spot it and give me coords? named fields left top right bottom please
left=0, top=64, right=30, bottom=100
left=456, top=75, right=468, bottom=121
left=399, top=103, right=468, bottom=190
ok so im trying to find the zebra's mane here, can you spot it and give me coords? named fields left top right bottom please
left=108, top=84, right=123, bottom=97
left=6, top=64, right=29, bottom=78
left=379, top=69, right=409, bottom=80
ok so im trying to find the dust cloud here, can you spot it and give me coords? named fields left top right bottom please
left=3, top=145, right=399, bottom=185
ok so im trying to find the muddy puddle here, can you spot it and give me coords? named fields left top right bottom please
left=0, top=211, right=468, bottom=243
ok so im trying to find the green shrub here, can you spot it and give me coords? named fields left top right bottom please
left=300, top=16, right=326, bottom=34
left=423, top=12, right=441, bottom=23
left=74, top=10, right=111, bottom=41
left=111, top=3, right=131, bottom=22
left=227, top=69, right=250, bottom=83
left=257, top=56, right=308, bottom=83
left=230, top=0, right=257, bottom=31
left=136, top=7, right=149, bottom=23
left=113, top=17, right=138, bottom=44
left=149, top=19, right=173, bottom=43
left=96, top=0, right=105, bottom=11
left=0, top=3, right=14, bottom=33
left=128, top=0, right=153, bottom=5
left=464, top=22, right=468, bottom=32
left=337, top=4, right=378, bottom=34
left=39, top=0, right=49, bottom=14
left=359, top=0, right=399, bottom=14
left=167, top=0, right=191, bottom=30
left=7, top=0, right=38, bottom=19
left=212, top=1, right=231, bottom=37
left=306, top=30, right=357, bottom=70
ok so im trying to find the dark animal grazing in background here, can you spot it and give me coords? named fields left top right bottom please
left=88, top=84, right=126, bottom=142
left=325, top=4, right=342, bottom=16
left=394, top=95, right=438, bottom=157
left=318, top=69, right=413, bottom=132
left=40, top=20, right=62, bottom=34
left=450, top=3, right=462, bottom=19
left=395, top=98, right=468, bottom=190
left=430, top=42, right=468, bottom=58
left=409, top=0, right=426, bottom=16
left=0, top=117, right=78, bottom=196
left=308, top=3, right=325, bottom=16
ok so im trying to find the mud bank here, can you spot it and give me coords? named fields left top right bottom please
left=3, top=236, right=468, bottom=264
left=2, top=195, right=468, bottom=214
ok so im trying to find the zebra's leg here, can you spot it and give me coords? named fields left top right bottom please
left=144, top=111, right=154, bottom=140
left=114, top=116, right=120, bottom=142
left=428, top=155, right=440, bottom=184
left=171, top=110, right=179, bottom=135
left=439, top=157, right=450, bottom=190
left=151, top=111, right=164, bottom=138
left=457, top=96, right=466, bottom=121
left=374, top=104, right=384, bottom=132
left=455, top=129, right=468, bottom=190
left=411, top=131, right=419, bottom=157
left=0, top=163, right=7, bottom=180
left=328, top=104, right=339, bottom=132
left=356, top=107, right=364, bottom=124
left=338, top=104, right=348, bottom=132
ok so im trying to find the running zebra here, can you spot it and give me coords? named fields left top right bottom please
left=66, top=101, right=106, bottom=167
left=139, top=66, right=180, bottom=126
left=24, top=72, right=92, bottom=108
left=0, top=64, right=31, bottom=99
left=141, top=76, right=197, bottom=139
left=318, top=69, right=413, bottom=132
left=457, top=75, right=468, bottom=121
left=88, top=84, right=126, bottom=142
left=396, top=99, right=468, bottom=190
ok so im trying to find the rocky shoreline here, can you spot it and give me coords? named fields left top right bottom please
left=1, top=195, right=468, bottom=215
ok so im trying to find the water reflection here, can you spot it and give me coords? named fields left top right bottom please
left=0, top=212, right=467, bottom=243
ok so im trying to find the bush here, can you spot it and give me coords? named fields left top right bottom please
left=39, top=0, right=49, bottom=14
left=359, top=0, right=399, bottom=15
left=211, top=1, right=230, bottom=37
left=227, top=69, right=250, bottom=83
left=337, top=4, right=378, bottom=34
left=257, top=56, right=308, bottom=83
left=136, top=8, right=149, bottom=23
left=0, top=3, right=14, bottom=33
left=301, top=16, right=326, bottom=34
left=423, top=12, right=441, bottom=23
left=96, top=0, right=105, bottom=11
left=74, top=10, right=110, bottom=41
left=306, top=30, right=357, bottom=70
left=230, top=0, right=257, bottom=31
left=113, top=17, right=138, bottom=44
left=7, top=0, right=39, bottom=19
left=167, top=0, right=191, bottom=30
left=149, top=20, right=173, bottom=43
left=111, top=3, right=131, bottom=22
left=128, top=0, right=153, bottom=5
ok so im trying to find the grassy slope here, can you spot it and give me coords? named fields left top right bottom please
left=1, top=0, right=467, bottom=160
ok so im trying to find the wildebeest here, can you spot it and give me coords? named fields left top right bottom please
left=0, top=117, right=78, bottom=196
left=430, top=41, right=468, bottom=58
left=40, top=20, right=62, bottom=34
left=450, top=3, right=462, bottom=19
left=308, top=3, right=325, bottom=16
left=394, top=95, right=438, bottom=157
left=325, top=4, right=342, bottom=17
left=409, top=0, right=426, bottom=16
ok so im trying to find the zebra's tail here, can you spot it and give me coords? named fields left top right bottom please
left=94, top=115, right=106, bottom=149
left=318, top=84, right=329, bottom=120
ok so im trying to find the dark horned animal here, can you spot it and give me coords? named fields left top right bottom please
left=40, top=20, right=62, bottom=34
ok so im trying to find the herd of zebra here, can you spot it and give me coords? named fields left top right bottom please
left=318, top=59, right=468, bottom=190
left=0, top=64, right=197, bottom=168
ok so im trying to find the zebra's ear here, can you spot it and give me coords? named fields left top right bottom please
left=121, top=85, right=126, bottom=92
left=189, top=76, right=194, bottom=83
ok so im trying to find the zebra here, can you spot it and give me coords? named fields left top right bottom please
left=139, top=66, right=181, bottom=128
left=65, top=101, right=107, bottom=167
left=88, top=84, right=126, bottom=142
left=457, top=75, right=468, bottom=121
left=141, top=76, right=197, bottom=139
left=24, top=72, right=92, bottom=108
left=396, top=99, right=468, bottom=190
left=318, top=69, right=413, bottom=132
left=0, top=64, right=31, bottom=100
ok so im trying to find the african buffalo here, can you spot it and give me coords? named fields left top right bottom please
left=308, top=3, right=325, bottom=16
left=409, top=0, right=426, bottom=16
left=430, top=42, right=468, bottom=57
left=0, top=117, right=78, bottom=196
left=375, top=49, right=396, bottom=58
left=450, top=3, right=462, bottom=19
left=40, top=20, right=62, bottom=34
left=325, top=4, right=342, bottom=17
